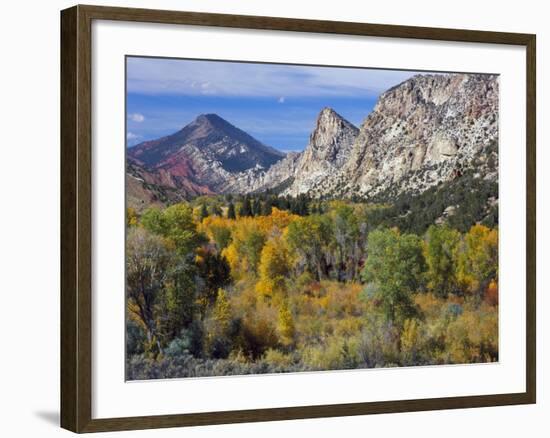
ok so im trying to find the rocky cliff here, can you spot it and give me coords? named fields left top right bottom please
left=285, top=107, right=359, bottom=196
left=225, top=107, right=359, bottom=195
left=324, top=73, right=499, bottom=199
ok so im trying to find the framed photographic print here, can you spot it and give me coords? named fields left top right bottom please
left=60, top=4, right=536, bottom=433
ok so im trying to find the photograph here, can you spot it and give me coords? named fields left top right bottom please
left=124, top=56, right=499, bottom=380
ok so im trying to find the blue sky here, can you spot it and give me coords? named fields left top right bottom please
left=126, top=57, right=423, bottom=152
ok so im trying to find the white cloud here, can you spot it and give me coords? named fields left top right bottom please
left=278, top=96, right=286, bottom=103
left=128, top=113, right=145, bottom=122
left=126, top=57, right=424, bottom=98
left=126, top=131, right=140, bottom=140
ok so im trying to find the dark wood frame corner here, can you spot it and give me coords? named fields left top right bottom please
left=60, top=4, right=536, bottom=433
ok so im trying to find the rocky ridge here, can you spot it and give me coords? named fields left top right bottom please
left=323, top=73, right=499, bottom=199
left=228, top=73, right=498, bottom=200
left=126, top=73, right=499, bottom=206
left=225, top=107, right=359, bottom=195
left=285, top=107, right=359, bottom=196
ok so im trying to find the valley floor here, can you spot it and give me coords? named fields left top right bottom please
left=125, top=197, right=499, bottom=380
left=127, top=281, right=498, bottom=380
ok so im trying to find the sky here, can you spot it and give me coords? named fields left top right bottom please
left=126, top=57, right=424, bottom=152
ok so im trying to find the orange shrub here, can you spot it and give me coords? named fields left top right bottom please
left=485, top=280, right=499, bottom=306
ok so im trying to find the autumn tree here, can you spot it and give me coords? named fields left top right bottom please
left=210, top=224, right=232, bottom=251
left=195, top=248, right=231, bottom=318
left=157, top=257, right=197, bottom=342
left=137, top=204, right=208, bottom=345
left=277, top=300, right=295, bottom=347
left=329, top=203, right=361, bottom=281
left=205, top=288, right=235, bottom=358
left=142, top=203, right=206, bottom=256
left=222, top=220, right=267, bottom=279
left=400, top=318, right=425, bottom=365
left=457, top=224, right=498, bottom=296
left=361, top=228, right=426, bottom=326
left=213, top=289, right=232, bottom=330
left=243, top=228, right=266, bottom=275
left=264, top=207, right=298, bottom=230
left=256, top=236, right=292, bottom=299
left=285, top=215, right=333, bottom=280
left=424, top=225, right=461, bottom=297
left=237, top=302, right=279, bottom=359
left=126, top=227, right=173, bottom=354
left=140, top=207, right=165, bottom=235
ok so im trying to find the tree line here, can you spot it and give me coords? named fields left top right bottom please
left=126, top=198, right=498, bottom=379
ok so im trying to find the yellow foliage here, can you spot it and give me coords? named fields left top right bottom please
left=302, top=337, right=359, bottom=370
left=129, top=199, right=500, bottom=371
left=444, top=307, right=498, bottom=363
left=213, top=289, right=232, bottom=331
left=414, top=293, right=461, bottom=320
left=199, top=216, right=233, bottom=246
left=277, top=301, right=295, bottom=346
left=333, top=317, right=362, bottom=338
left=221, top=240, right=250, bottom=281
left=401, top=319, right=421, bottom=353
left=238, top=300, right=280, bottom=358
left=258, top=237, right=291, bottom=279
left=221, top=219, right=264, bottom=279
left=318, top=295, right=330, bottom=311
left=127, top=301, right=146, bottom=329
left=263, top=349, right=294, bottom=367
left=126, top=207, right=138, bottom=227
left=200, top=215, right=231, bottom=229
left=261, top=207, right=299, bottom=232
left=457, top=224, right=499, bottom=295
left=256, top=236, right=292, bottom=299
left=323, top=282, right=363, bottom=318
left=204, top=208, right=300, bottom=285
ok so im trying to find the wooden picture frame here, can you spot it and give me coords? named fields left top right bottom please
left=61, top=4, right=536, bottom=433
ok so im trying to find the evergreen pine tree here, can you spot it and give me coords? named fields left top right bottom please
left=262, top=199, right=273, bottom=216
left=200, top=203, right=209, bottom=220
left=252, top=198, right=262, bottom=216
left=227, top=202, right=236, bottom=219
left=239, top=197, right=253, bottom=217
left=299, top=196, right=308, bottom=216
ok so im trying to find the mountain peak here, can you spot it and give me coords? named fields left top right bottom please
left=128, top=112, right=285, bottom=178
left=317, top=107, right=342, bottom=121
left=195, top=113, right=224, bottom=124
left=191, top=113, right=235, bottom=132
left=311, top=107, right=358, bottom=141
left=314, top=108, right=357, bottom=134
left=287, top=108, right=359, bottom=194
left=319, top=106, right=337, bottom=115
left=198, top=113, right=220, bottom=119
